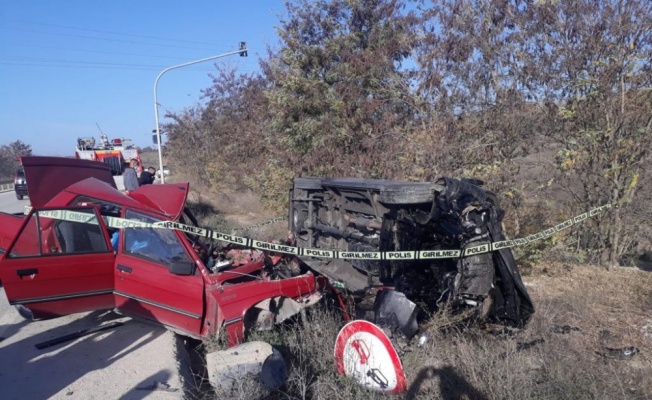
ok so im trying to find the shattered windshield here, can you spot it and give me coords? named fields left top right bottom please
left=123, top=209, right=191, bottom=265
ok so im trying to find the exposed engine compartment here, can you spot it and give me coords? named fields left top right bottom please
left=289, top=177, right=534, bottom=334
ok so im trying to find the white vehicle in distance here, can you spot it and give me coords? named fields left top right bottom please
left=156, top=166, right=170, bottom=178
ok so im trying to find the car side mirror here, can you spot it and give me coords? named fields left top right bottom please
left=169, top=260, right=194, bottom=276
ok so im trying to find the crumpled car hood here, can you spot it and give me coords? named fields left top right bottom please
left=129, top=182, right=190, bottom=220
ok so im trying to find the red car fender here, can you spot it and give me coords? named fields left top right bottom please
left=204, top=272, right=317, bottom=346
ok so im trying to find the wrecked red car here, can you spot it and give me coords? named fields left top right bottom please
left=0, top=157, right=321, bottom=346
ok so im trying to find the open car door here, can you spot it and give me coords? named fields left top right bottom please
left=113, top=208, right=205, bottom=338
left=0, top=206, right=116, bottom=319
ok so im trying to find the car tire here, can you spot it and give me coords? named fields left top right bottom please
left=15, top=305, right=34, bottom=321
left=16, top=193, right=23, bottom=200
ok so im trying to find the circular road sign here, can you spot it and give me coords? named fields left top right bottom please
left=334, top=320, right=407, bottom=394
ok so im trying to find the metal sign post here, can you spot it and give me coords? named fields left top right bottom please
left=153, top=43, right=247, bottom=183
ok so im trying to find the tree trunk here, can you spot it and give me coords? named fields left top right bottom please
left=608, top=207, right=622, bottom=271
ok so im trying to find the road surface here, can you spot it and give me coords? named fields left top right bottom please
left=0, top=190, right=29, bottom=215
left=0, top=191, right=188, bottom=399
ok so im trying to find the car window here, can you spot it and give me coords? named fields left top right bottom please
left=15, top=170, right=26, bottom=183
left=8, top=208, right=109, bottom=258
left=123, top=210, right=191, bottom=266
left=74, top=197, right=123, bottom=251
left=74, top=197, right=122, bottom=217
left=7, top=215, right=40, bottom=257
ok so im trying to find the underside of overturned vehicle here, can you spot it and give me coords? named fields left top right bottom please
left=289, top=177, right=534, bottom=337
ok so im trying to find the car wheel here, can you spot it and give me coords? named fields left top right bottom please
left=15, top=305, right=34, bottom=321
left=16, top=193, right=23, bottom=200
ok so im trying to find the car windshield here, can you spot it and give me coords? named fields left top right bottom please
left=123, top=209, right=191, bottom=265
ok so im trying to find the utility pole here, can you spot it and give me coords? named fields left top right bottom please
left=153, top=42, right=248, bottom=183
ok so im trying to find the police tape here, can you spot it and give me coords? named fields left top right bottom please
left=36, top=203, right=613, bottom=261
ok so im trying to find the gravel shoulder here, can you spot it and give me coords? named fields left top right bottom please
left=0, top=288, right=188, bottom=400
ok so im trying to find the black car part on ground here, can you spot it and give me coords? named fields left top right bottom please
left=289, top=177, right=534, bottom=336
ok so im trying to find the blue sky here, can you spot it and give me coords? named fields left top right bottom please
left=0, top=0, right=287, bottom=155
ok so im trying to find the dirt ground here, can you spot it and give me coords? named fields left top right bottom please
left=0, top=289, right=188, bottom=400
left=399, top=263, right=652, bottom=399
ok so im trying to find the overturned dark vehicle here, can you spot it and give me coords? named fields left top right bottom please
left=289, top=177, right=534, bottom=338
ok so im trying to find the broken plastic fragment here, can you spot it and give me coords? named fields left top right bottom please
left=516, top=338, right=545, bottom=352
left=551, top=324, right=581, bottom=334
left=206, top=341, right=288, bottom=392
left=600, top=347, right=639, bottom=359
left=372, top=290, right=419, bottom=339
left=136, top=381, right=178, bottom=392
left=418, top=333, right=429, bottom=348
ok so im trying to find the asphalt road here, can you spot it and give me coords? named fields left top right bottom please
left=0, top=189, right=29, bottom=214
left=0, top=190, right=187, bottom=399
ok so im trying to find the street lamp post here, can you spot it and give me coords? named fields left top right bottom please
left=153, top=43, right=247, bottom=183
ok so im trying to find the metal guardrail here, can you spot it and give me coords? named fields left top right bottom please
left=0, top=182, right=14, bottom=193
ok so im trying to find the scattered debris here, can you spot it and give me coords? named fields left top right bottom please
left=499, top=338, right=545, bottom=359
left=136, top=381, right=178, bottom=392
left=552, top=324, right=581, bottom=334
left=34, top=322, right=124, bottom=350
left=599, top=329, right=622, bottom=347
left=373, top=290, right=419, bottom=340
left=599, top=329, right=614, bottom=340
left=206, top=341, right=287, bottom=393
left=417, top=333, right=429, bottom=348
left=596, top=330, right=640, bottom=359
left=260, top=347, right=288, bottom=390
left=598, top=347, right=640, bottom=359
left=487, top=327, right=519, bottom=337
left=642, top=322, right=652, bottom=340
left=516, top=338, right=545, bottom=352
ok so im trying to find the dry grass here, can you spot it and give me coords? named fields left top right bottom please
left=193, top=309, right=387, bottom=400
left=401, top=263, right=652, bottom=400
left=190, top=263, right=652, bottom=400
left=137, top=151, right=161, bottom=170
left=187, top=186, right=288, bottom=240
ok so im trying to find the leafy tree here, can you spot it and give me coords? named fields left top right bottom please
left=266, top=0, right=419, bottom=177
left=520, top=0, right=652, bottom=268
left=0, top=140, right=33, bottom=180
left=164, top=0, right=652, bottom=265
left=165, top=67, right=272, bottom=190
left=414, top=0, right=553, bottom=232
left=414, top=0, right=652, bottom=267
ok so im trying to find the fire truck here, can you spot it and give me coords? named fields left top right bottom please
left=75, top=135, right=142, bottom=176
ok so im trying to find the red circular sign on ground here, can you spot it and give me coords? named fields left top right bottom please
left=334, top=320, right=407, bottom=394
